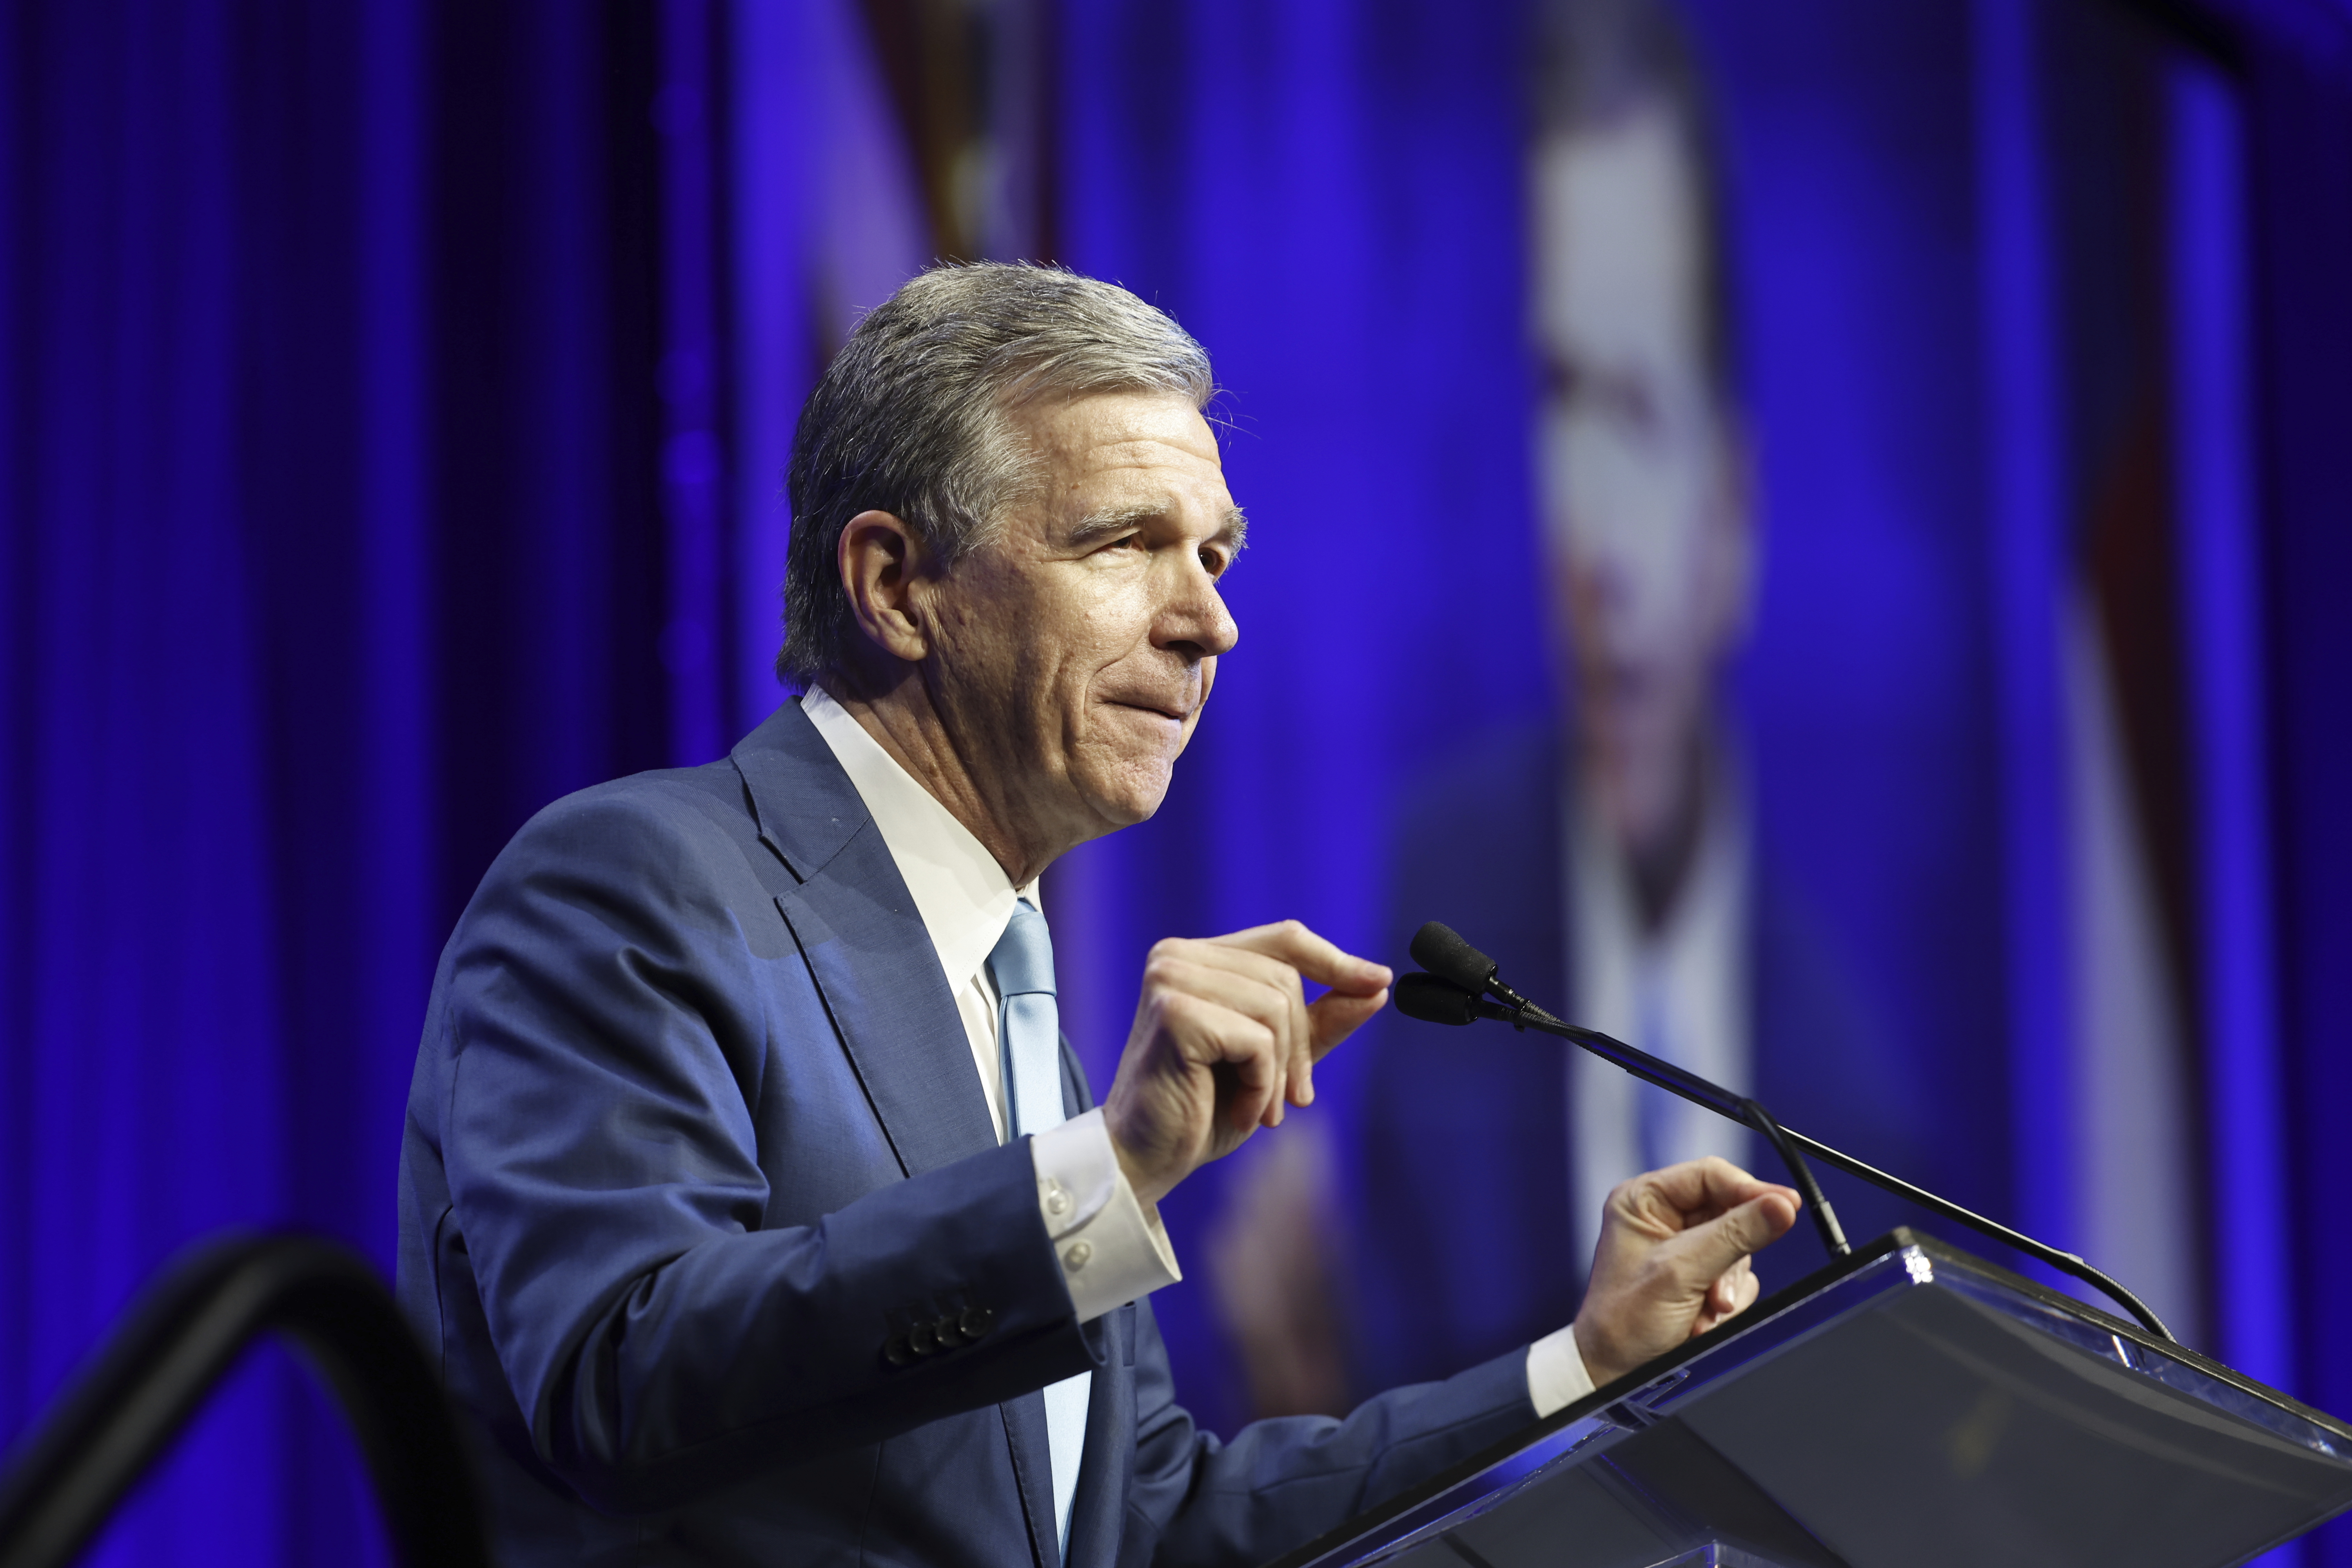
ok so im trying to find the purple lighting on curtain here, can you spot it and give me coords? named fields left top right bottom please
left=724, top=0, right=813, bottom=730
left=2168, top=59, right=2292, bottom=1394
left=661, top=0, right=729, bottom=766
left=723, top=0, right=929, bottom=734
left=3, top=4, right=675, bottom=1560
left=4, top=4, right=294, bottom=1561
left=354, top=0, right=433, bottom=1283
left=1974, top=0, right=2076, bottom=1270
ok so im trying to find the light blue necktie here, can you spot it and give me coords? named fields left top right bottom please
left=987, top=898, right=1090, bottom=1553
left=993, top=899, right=1067, bottom=1143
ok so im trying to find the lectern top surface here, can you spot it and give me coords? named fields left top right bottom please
left=1268, top=1230, right=2352, bottom=1568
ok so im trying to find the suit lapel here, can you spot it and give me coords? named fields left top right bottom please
left=735, top=700, right=1064, bottom=1565
left=776, top=842, right=1000, bottom=1174
left=733, top=701, right=998, bottom=1175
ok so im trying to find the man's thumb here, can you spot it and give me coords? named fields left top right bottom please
left=1671, top=1191, right=1798, bottom=1284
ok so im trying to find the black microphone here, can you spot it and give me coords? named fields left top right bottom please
left=1394, top=924, right=2176, bottom=1344
left=1409, top=922, right=1534, bottom=1012
left=1394, top=972, right=1508, bottom=1027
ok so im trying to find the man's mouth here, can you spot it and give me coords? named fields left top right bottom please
left=1105, top=697, right=1191, bottom=723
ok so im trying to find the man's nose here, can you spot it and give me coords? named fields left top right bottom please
left=1155, top=557, right=1239, bottom=661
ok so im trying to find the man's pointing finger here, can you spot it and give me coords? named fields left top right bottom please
left=1216, top=919, right=1392, bottom=996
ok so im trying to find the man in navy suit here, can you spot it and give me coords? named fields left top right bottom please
left=396, top=263, right=1802, bottom=1567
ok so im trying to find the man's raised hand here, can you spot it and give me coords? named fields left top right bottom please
left=1102, top=920, right=1390, bottom=1208
left=1570, top=1157, right=1800, bottom=1388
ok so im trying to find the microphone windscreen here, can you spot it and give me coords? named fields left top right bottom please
left=1394, top=973, right=1479, bottom=1027
left=1410, top=922, right=1497, bottom=995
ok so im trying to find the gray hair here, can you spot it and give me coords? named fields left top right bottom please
left=778, top=262, right=1216, bottom=684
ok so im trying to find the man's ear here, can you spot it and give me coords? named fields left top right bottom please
left=837, top=510, right=933, bottom=666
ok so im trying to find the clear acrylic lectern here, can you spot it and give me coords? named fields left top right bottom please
left=1268, top=1230, right=2352, bottom=1568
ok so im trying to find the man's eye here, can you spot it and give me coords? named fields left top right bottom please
left=1198, top=548, right=1226, bottom=576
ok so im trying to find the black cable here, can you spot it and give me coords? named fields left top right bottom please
left=1736, top=1096, right=1849, bottom=1257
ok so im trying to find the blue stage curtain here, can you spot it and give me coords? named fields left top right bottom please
left=0, top=3, right=677, bottom=1563
left=0, top=6, right=297, bottom=1558
left=2246, top=16, right=2352, bottom=1568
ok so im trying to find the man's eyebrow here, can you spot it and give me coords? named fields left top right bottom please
left=1063, top=501, right=1250, bottom=551
left=1063, top=503, right=1161, bottom=549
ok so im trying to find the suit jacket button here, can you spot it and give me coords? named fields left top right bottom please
left=960, top=1305, right=996, bottom=1340
left=884, top=1334, right=915, bottom=1367
left=909, top=1319, right=939, bottom=1356
left=932, top=1313, right=965, bottom=1349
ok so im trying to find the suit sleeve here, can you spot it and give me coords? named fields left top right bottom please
left=1119, top=1300, right=1535, bottom=1568
left=430, top=783, right=1096, bottom=1514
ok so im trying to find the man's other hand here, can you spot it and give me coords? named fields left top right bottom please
left=1102, top=921, right=1390, bottom=1208
left=1570, top=1158, right=1799, bottom=1388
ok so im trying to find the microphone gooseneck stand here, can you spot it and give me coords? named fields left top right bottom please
left=1397, top=923, right=2176, bottom=1345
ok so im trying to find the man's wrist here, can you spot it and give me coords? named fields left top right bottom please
left=1103, top=1107, right=1174, bottom=1209
left=1568, top=1315, right=1629, bottom=1390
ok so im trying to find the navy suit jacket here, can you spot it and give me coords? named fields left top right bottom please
left=1349, top=722, right=1922, bottom=1397
left=396, top=699, right=1536, bottom=1568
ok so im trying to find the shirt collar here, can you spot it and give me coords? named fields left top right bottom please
left=800, top=685, right=1038, bottom=989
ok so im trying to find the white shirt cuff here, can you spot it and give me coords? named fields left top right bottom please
left=1526, top=1321, right=1597, bottom=1419
left=1029, top=1107, right=1182, bottom=1322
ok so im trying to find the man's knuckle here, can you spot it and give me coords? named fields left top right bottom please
left=1150, top=937, right=1203, bottom=968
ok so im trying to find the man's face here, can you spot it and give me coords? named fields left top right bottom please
left=1534, top=105, right=1749, bottom=847
left=916, top=390, right=1242, bottom=851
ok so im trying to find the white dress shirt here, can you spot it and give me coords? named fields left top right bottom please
left=804, top=687, right=1594, bottom=1425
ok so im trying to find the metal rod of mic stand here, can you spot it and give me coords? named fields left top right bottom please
left=1495, top=1002, right=1848, bottom=1259
left=1493, top=1002, right=2176, bottom=1344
